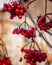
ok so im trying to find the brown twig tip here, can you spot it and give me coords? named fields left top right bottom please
left=27, top=0, right=36, bottom=5
left=48, top=0, right=52, bottom=2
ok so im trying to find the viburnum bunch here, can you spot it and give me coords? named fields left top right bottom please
left=37, top=15, right=52, bottom=30
left=21, top=48, right=47, bottom=65
left=0, top=57, right=11, bottom=65
left=12, top=28, right=36, bottom=38
left=2, top=2, right=29, bottom=19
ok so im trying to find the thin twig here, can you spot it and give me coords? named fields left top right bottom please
left=27, top=0, right=36, bottom=5
left=24, top=14, right=26, bottom=28
left=39, top=33, right=52, bottom=48
left=29, top=42, right=32, bottom=49
left=45, top=0, right=47, bottom=14
left=26, top=22, right=32, bottom=28
left=22, top=43, right=30, bottom=48
left=45, top=30, right=52, bottom=36
left=19, top=22, right=25, bottom=28
left=19, top=15, right=32, bottom=28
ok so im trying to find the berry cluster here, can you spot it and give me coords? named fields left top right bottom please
left=12, top=28, right=36, bottom=38
left=2, top=2, right=29, bottom=19
left=0, top=57, right=11, bottom=65
left=21, top=48, right=47, bottom=65
left=37, top=15, right=52, bottom=30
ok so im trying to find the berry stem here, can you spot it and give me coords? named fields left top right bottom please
left=29, top=42, right=33, bottom=49
left=19, top=22, right=25, bottom=28
left=22, top=43, right=30, bottom=48
left=24, top=14, right=27, bottom=28
left=32, top=38, right=41, bottom=51
left=19, top=14, right=32, bottom=28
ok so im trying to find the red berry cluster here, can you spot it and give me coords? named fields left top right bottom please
left=37, top=16, right=52, bottom=30
left=0, top=57, right=11, bottom=65
left=21, top=48, right=47, bottom=65
left=38, top=22, right=52, bottom=30
left=12, top=28, right=36, bottom=38
left=2, top=2, right=29, bottom=19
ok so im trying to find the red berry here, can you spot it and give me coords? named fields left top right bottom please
left=3, top=7, right=7, bottom=11
left=4, top=58, right=11, bottom=65
left=11, top=5, right=15, bottom=10
left=26, top=59, right=30, bottom=63
left=2, top=63, right=6, bottom=65
left=7, top=7, right=12, bottom=12
left=12, top=29, right=17, bottom=34
left=24, top=55, right=28, bottom=59
left=41, top=53, right=47, bottom=59
left=16, top=29, right=20, bottom=34
left=17, top=4, right=21, bottom=9
left=4, top=3, right=8, bottom=7
left=26, top=5, right=29, bottom=9
left=24, top=50, right=28, bottom=53
left=24, top=33, right=27, bottom=37
left=27, top=30, right=30, bottom=34
left=20, top=4, right=24, bottom=9
left=30, top=61, right=34, bottom=65
left=38, top=57, right=42, bottom=62
left=18, top=15, right=22, bottom=19
left=2, top=8, right=5, bottom=12
left=13, top=2, right=17, bottom=7
left=0, top=60, right=2, bottom=65
left=10, top=15, right=13, bottom=19
left=21, top=48, right=24, bottom=52
left=32, top=59, right=35, bottom=62
left=37, top=15, right=41, bottom=20
left=28, top=50, right=32, bottom=54
left=7, top=4, right=11, bottom=8
left=21, top=31, right=25, bottom=35
left=15, top=9, right=20, bottom=15
left=19, top=9, right=24, bottom=15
